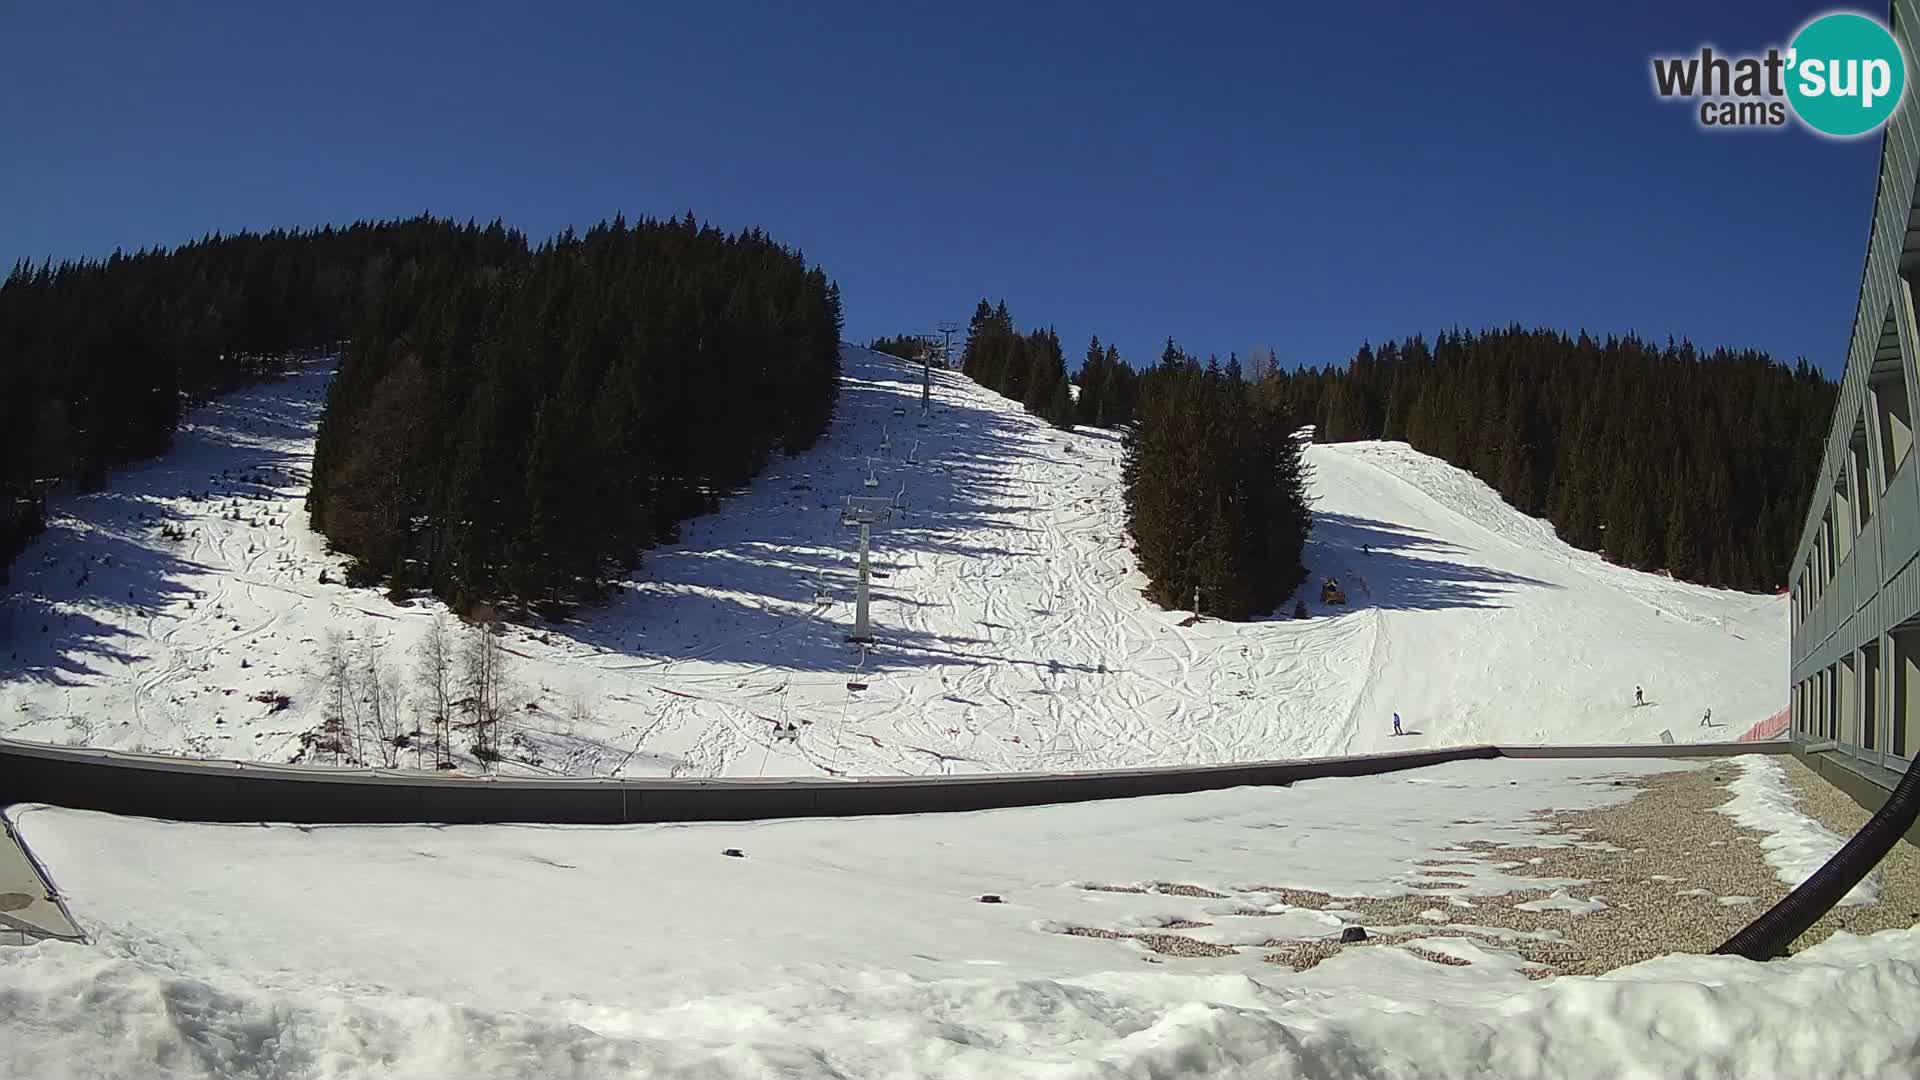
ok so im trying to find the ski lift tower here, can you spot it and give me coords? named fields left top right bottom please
left=931, top=320, right=960, bottom=411
left=842, top=495, right=895, bottom=643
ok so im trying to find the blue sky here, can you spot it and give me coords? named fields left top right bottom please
left=0, top=2, right=1884, bottom=373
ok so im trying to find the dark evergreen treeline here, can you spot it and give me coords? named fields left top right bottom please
left=959, top=298, right=1306, bottom=619
left=1257, top=327, right=1835, bottom=591
left=1124, top=340, right=1313, bottom=619
left=308, top=214, right=843, bottom=615
left=867, top=334, right=929, bottom=361
left=0, top=218, right=487, bottom=585
left=958, top=299, right=1141, bottom=429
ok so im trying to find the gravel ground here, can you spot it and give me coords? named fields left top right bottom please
left=1057, top=755, right=1920, bottom=978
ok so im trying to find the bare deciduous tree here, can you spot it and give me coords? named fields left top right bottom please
left=414, top=614, right=457, bottom=769
left=461, top=610, right=510, bottom=767
left=1247, top=344, right=1277, bottom=385
left=320, top=629, right=357, bottom=764
left=361, top=636, right=405, bottom=767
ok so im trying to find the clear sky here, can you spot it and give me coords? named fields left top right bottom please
left=0, top=2, right=1884, bottom=373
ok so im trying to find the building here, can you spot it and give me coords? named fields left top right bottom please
left=1790, top=0, right=1920, bottom=801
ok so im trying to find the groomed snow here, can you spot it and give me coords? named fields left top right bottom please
left=1, top=347, right=1785, bottom=777
left=7, top=757, right=1918, bottom=1079
left=1718, top=753, right=1880, bottom=905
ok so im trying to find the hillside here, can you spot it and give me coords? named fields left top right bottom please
left=0, top=347, right=1784, bottom=775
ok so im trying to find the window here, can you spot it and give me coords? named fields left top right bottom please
left=1839, top=654, right=1858, bottom=745
left=1872, top=305, right=1914, bottom=486
left=1864, top=641, right=1881, bottom=751
left=1832, top=481, right=1853, bottom=562
left=1850, top=418, right=1875, bottom=525
left=1894, top=623, right=1920, bottom=758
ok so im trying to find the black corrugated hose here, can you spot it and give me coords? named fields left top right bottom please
left=1715, top=751, right=1920, bottom=960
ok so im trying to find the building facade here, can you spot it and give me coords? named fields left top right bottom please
left=1789, top=0, right=1920, bottom=790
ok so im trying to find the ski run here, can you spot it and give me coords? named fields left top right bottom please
left=1, top=346, right=1784, bottom=777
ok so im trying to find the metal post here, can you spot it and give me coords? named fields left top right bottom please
left=842, top=495, right=892, bottom=644
left=854, top=522, right=873, bottom=642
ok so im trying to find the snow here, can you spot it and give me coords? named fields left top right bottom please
left=1717, top=753, right=1879, bottom=905
left=1515, top=889, right=1609, bottom=915
left=0, top=347, right=1785, bottom=776
left=7, top=756, right=1919, bottom=1078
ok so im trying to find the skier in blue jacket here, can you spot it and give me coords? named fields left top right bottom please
left=1392, top=712, right=1403, bottom=736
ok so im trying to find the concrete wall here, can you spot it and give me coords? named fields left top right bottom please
left=0, top=736, right=1782, bottom=826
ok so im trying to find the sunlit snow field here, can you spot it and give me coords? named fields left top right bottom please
left=6, top=756, right=1917, bottom=1079
left=0, top=347, right=1784, bottom=778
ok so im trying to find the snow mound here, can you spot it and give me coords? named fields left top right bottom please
left=1717, top=753, right=1879, bottom=905
left=0, top=347, right=1784, bottom=776
left=5, top=759, right=1915, bottom=1079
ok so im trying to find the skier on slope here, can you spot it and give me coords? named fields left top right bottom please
left=1392, top=712, right=1403, bottom=736
left=1634, top=686, right=1645, bottom=708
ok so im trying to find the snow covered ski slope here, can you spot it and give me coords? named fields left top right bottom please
left=0, top=346, right=1784, bottom=777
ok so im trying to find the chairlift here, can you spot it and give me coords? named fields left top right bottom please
left=846, top=645, right=871, bottom=691
left=864, top=458, right=880, bottom=489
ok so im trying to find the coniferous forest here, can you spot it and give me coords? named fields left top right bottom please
left=960, top=303, right=1832, bottom=604
left=866, top=334, right=930, bottom=362
left=960, top=301, right=1305, bottom=619
left=1, top=219, right=495, bottom=585
left=1258, top=329, right=1834, bottom=592
left=1, top=215, right=843, bottom=608
left=308, top=215, right=843, bottom=614
left=1123, top=341, right=1314, bottom=620
left=959, top=299, right=1141, bottom=430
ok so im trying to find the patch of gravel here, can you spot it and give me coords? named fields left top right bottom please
left=1154, top=883, right=1229, bottom=899
left=1244, top=887, right=1335, bottom=908
left=1062, top=925, right=1234, bottom=957
left=1058, top=757, right=1920, bottom=978
left=1131, top=932, right=1237, bottom=957
left=1404, top=945, right=1472, bottom=967
left=1081, top=884, right=1146, bottom=894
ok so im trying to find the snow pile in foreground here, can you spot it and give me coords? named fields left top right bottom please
left=4, top=759, right=1914, bottom=1078
left=3, top=923, right=1916, bottom=1078
left=1717, top=753, right=1878, bottom=905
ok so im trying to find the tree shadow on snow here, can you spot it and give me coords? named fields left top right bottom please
left=544, top=354, right=1106, bottom=677
left=1308, top=511, right=1556, bottom=612
left=1, top=524, right=210, bottom=686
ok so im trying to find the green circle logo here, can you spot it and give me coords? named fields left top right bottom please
left=1787, top=12, right=1906, bottom=137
